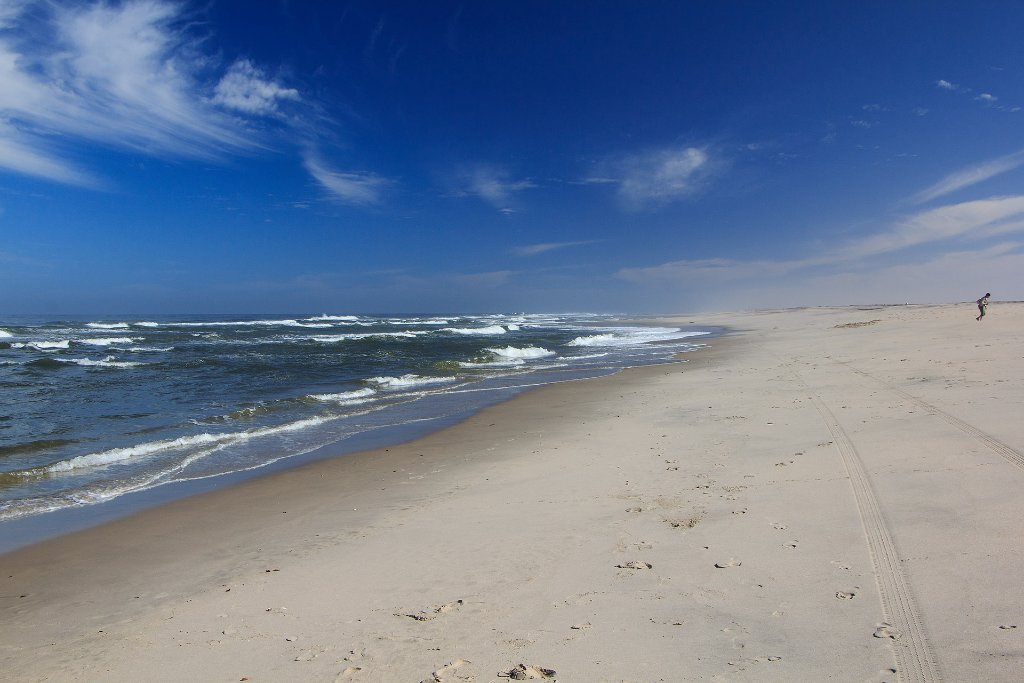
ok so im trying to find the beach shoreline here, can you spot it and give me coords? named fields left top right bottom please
left=3, top=303, right=1022, bottom=681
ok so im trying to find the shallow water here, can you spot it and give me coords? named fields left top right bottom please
left=0, top=312, right=712, bottom=548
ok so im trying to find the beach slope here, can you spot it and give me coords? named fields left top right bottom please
left=2, top=303, right=1022, bottom=681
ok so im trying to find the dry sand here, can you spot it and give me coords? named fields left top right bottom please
left=2, top=302, right=1022, bottom=682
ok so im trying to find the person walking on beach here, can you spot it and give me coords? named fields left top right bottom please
left=976, top=292, right=991, bottom=321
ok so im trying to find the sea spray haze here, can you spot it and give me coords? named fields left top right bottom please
left=0, top=313, right=709, bottom=525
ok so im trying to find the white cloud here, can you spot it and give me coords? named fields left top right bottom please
left=0, top=0, right=28, bottom=28
left=212, top=59, right=299, bottom=116
left=838, top=195, right=1024, bottom=260
left=303, top=154, right=390, bottom=205
left=615, top=146, right=714, bottom=209
left=0, top=122, right=97, bottom=186
left=511, top=240, right=599, bottom=257
left=0, top=0, right=272, bottom=185
left=936, top=79, right=958, bottom=90
left=977, top=92, right=998, bottom=103
left=912, top=150, right=1024, bottom=204
left=616, top=195, right=1024, bottom=300
left=454, top=165, right=535, bottom=209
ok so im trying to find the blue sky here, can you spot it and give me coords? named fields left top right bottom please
left=1, top=1, right=1023, bottom=314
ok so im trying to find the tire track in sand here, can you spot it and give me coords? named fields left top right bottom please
left=831, top=358, right=1024, bottom=472
left=797, top=371, right=941, bottom=683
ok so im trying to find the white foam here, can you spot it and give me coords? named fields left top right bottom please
left=561, top=352, right=610, bottom=360
left=0, top=329, right=12, bottom=338
left=459, top=358, right=526, bottom=368
left=133, top=321, right=160, bottom=327
left=86, top=321, right=129, bottom=329
left=567, top=327, right=709, bottom=347
left=168, top=319, right=320, bottom=328
left=311, top=388, right=377, bottom=404
left=116, top=346, right=174, bottom=353
left=63, top=356, right=144, bottom=368
left=366, top=374, right=456, bottom=390
left=81, top=337, right=135, bottom=346
left=86, top=322, right=130, bottom=329
left=506, top=324, right=520, bottom=331
left=442, top=325, right=507, bottom=335
left=486, top=345, right=556, bottom=359
left=306, top=314, right=360, bottom=321
left=38, top=415, right=336, bottom=475
left=14, top=340, right=70, bottom=350
left=42, top=433, right=228, bottom=473
left=307, top=331, right=425, bottom=342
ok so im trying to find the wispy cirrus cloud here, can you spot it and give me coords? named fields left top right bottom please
left=0, top=0, right=306, bottom=187
left=451, top=164, right=535, bottom=212
left=911, top=149, right=1024, bottom=204
left=586, top=145, right=723, bottom=210
left=303, top=154, right=392, bottom=205
left=511, top=240, right=600, bottom=257
left=618, top=194, right=1024, bottom=289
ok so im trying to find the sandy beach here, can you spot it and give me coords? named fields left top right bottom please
left=2, top=302, right=1022, bottom=682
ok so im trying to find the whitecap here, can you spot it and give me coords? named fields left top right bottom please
left=36, top=415, right=336, bottom=475
left=310, top=388, right=377, bottom=404
left=86, top=322, right=130, bottom=329
left=40, top=433, right=228, bottom=473
left=168, top=319, right=314, bottom=328
left=459, top=358, right=526, bottom=368
left=0, top=329, right=12, bottom=338
left=14, top=340, right=70, bottom=350
left=306, top=314, right=360, bottom=321
left=63, top=356, right=144, bottom=368
left=485, top=345, right=556, bottom=359
left=306, top=331, right=424, bottom=342
left=80, top=337, right=135, bottom=346
left=567, top=327, right=709, bottom=347
left=366, top=374, right=456, bottom=390
left=442, top=325, right=507, bottom=335
left=133, top=321, right=160, bottom=327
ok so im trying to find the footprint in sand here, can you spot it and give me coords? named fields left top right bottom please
left=398, top=600, right=464, bottom=621
left=873, top=623, right=902, bottom=640
left=782, top=540, right=798, bottom=549
left=998, top=624, right=1018, bottom=630
left=771, top=522, right=787, bottom=530
left=498, top=664, right=557, bottom=680
left=625, top=506, right=643, bottom=513
left=336, top=666, right=362, bottom=680
left=715, top=558, right=742, bottom=568
left=835, top=590, right=857, bottom=600
left=423, top=658, right=473, bottom=683
left=616, top=561, right=653, bottom=570
left=666, top=516, right=702, bottom=529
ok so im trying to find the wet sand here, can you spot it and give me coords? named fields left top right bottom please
left=2, top=303, right=1022, bottom=682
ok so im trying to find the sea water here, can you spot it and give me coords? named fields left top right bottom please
left=0, top=313, right=712, bottom=548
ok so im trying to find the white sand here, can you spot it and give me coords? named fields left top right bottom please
left=2, top=302, right=1022, bottom=681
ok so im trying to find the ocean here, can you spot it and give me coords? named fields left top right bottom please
left=0, top=313, right=711, bottom=549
